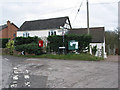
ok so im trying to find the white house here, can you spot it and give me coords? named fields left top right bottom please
left=17, top=16, right=72, bottom=43
left=68, top=27, right=107, bottom=58
left=17, top=17, right=107, bottom=58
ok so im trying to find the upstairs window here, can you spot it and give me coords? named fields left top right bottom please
left=54, top=31, right=56, bottom=35
left=48, top=30, right=56, bottom=36
left=51, top=31, right=54, bottom=36
left=23, top=33, right=25, bottom=37
left=28, top=33, right=29, bottom=37
left=23, top=32, right=29, bottom=37
left=48, top=32, right=50, bottom=36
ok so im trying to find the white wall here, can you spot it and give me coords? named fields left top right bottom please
left=17, top=29, right=65, bottom=37
left=90, top=42, right=107, bottom=58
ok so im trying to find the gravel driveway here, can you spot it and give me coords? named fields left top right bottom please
left=1, top=55, right=119, bottom=88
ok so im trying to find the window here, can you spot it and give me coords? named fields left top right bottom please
left=23, top=33, right=25, bottom=37
left=48, top=30, right=56, bottom=36
left=23, top=32, right=29, bottom=37
left=13, top=33, right=16, bottom=37
left=28, top=33, right=29, bottom=37
left=54, top=31, right=56, bottom=35
left=26, top=33, right=27, bottom=37
left=48, top=32, right=50, bottom=36
left=51, top=31, right=53, bottom=36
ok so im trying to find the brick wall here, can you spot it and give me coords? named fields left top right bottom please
left=0, top=20, right=18, bottom=40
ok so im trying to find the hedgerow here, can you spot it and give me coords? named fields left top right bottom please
left=47, top=34, right=92, bottom=53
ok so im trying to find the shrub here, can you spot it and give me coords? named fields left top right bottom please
left=92, top=45, right=97, bottom=55
left=14, top=36, right=40, bottom=46
left=15, top=43, right=43, bottom=55
left=47, top=34, right=92, bottom=53
left=6, top=40, right=14, bottom=55
left=0, top=38, right=9, bottom=48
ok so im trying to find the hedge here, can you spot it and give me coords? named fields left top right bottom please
left=15, top=43, right=43, bottom=55
left=47, top=34, right=92, bottom=53
left=14, top=36, right=40, bottom=46
left=0, top=38, right=9, bottom=48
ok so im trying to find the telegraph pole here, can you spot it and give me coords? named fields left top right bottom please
left=87, top=0, right=90, bottom=34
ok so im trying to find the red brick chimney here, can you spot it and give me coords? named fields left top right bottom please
left=7, top=20, right=10, bottom=25
left=7, top=20, right=11, bottom=39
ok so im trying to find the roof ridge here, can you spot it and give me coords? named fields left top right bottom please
left=72, top=27, right=104, bottom=30
left=25, top=16, right=69, bottom=22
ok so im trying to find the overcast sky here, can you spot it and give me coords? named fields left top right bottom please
left=0, top=0, right=119, bottom=31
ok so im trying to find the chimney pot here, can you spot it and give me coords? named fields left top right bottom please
left=7, top=20, right=10, bottom=25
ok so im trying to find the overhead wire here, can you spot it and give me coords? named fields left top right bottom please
left=69, top=0, right=82, bottom=15
left=71, top=1, right=118, bottom=26
left=38, top=1, right=118, bottom=17
left=34, top=1, right=118, bottom=19
left=72, top=0, right=84, bottom=25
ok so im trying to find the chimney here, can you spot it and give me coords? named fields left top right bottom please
left=7, top=20, right=11, bottom=39
left=7, top=20, right=10, bottom=25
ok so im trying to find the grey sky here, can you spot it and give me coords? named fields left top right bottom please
left=0, top=0, right=119, bottom=31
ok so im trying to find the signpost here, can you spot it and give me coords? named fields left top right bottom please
left=59, top=47, right=65, bottom=49
left=68, top=40, right=78, bottom=50
left=60, top=26, right=65, bottom=54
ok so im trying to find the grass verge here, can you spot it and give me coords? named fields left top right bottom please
left=15, top=53, right=104, bottom=61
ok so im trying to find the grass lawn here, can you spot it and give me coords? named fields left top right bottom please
left=16, top=53, right=104, bottom=61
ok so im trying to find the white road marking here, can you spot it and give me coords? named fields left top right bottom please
left=13, top=70, right=19, bottom=74
left=10, top=83, right=17, bottom=88
left=13, top=81, right=17, bottom=84
left=25, top=81, right=30, bottom=87
left=25, top=70, right=29, bottom=73
left=11, top=67, right=31, bottom=88
left=13, top=75, right=19, bottom=80
left=24, top=75, right=30, bottom=79
left=13, top=67, right=18, bottom=70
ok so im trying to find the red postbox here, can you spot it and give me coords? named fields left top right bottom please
left=39, top=40, right=43, bottom=47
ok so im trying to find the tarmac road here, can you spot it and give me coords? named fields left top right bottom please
left=1, top=55, right=47, bottom=89
left=1, top=55, right=119, bottom=88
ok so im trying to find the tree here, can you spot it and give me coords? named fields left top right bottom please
left=105, top=29, right=118, bottom=55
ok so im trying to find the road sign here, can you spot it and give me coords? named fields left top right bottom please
left=39, top=40, right=43, bottom=47
left=68, top=40, right=78, bottom=50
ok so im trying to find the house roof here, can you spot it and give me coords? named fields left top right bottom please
left=11, top=23, right=19, bottom=29
left=18, top=16, right=72, bottom=31
left=68, top=27, right=105, bottom=43
left=0, top=24, right=8, bottom=31
left=0, top=23, right=19, bottom=31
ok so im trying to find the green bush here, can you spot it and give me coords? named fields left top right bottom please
left=6, top=40, right=14, bottom=55
left=15, top=43, right=43, bottom=55
left=14, top=36, right=43, bottom=55
left=92, top=45, right=97, bottom=55
left=47, top=34, right=92, bottom=53
left=0, top=38, right=9, bottom=48
left=14, top=36, right=40, bottom=46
